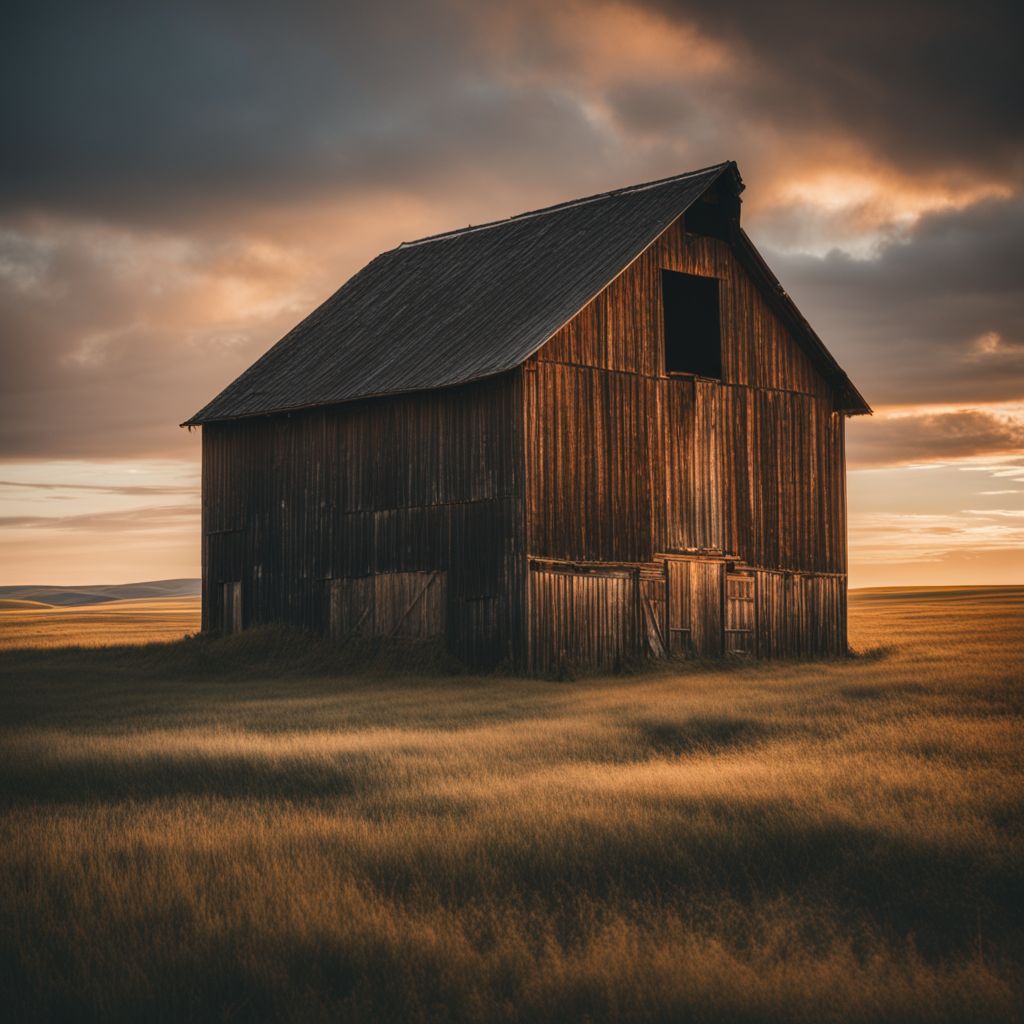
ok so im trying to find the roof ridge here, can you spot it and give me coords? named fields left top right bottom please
left=398, top=161, right=734, bottom=249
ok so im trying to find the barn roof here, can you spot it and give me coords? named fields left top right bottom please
left=185, top=161, right=868, bottom=425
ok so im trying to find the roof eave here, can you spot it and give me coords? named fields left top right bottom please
left=733, top=228, right=871, bottom=416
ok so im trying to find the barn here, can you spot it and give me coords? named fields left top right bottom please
left=184, top=161, right=869, bottom=673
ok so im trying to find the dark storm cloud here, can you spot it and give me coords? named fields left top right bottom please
left=0, top=0, right=612, bottom=225
left=764, top=195, right=1024, bottom=406
left=3, top=0, right=1018, bottom=227
left=3, top=1, right=415, bottom=216
left=1, top=0, right=1020, bottom=465
left=639, top=0, right=1024, bottom=177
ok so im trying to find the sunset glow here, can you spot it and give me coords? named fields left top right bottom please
left=1, top=0, right=1021, bottom=589
left=2, top=6, right=1023, bottom=1020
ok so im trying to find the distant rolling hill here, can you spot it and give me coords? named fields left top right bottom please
left=0, top=598, right=54, bottom=611
left=0, top=579, right=201, bottom=607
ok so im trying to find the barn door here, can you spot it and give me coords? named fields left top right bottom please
left=666, top=560, right=691, bottom=656
left=666, top=559, right=723, bottom=657
left=221, top=581, right=242, bottom=635
left=724, top=572, right=755, bottom=655
left=638, top=567, right=667, bottom=658
left=527, top=566, right=637, bottom=674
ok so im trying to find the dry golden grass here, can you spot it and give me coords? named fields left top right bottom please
left=0, top=595, right=201, bottom=649
left=0, top=588, right=1021, bottom=1022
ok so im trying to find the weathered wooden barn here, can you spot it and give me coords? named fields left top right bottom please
left=185, top=161, right=869, bottom=672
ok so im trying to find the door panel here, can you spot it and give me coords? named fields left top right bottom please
left=725, top=572, right=755, bottom=655
left=639, top=570, right=667, bottom=658
left=328, top=571, right=446, bottom=640
left=528, top=566, right=637, bottom=674
left=666, top=559, right=723, bottom=657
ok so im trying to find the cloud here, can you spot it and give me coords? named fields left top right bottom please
left=849, top=508, right=1024, bottom=566
left=765, top=195, right=1024, bottom=407
left=0, top=459, right=201, bottom=584
left=0, top=504, right=197, bottom=532
left=847, top=498, right=1024, bottom=587
left=639, top=0, right=1023, bottom=180
left=0, top=220, right=325, bottom=459
left=0, top=1, right=629, bottom=229
left=848, top=404, right=1024, bottom=468
left=5, top=0, right=1017, bottom=233
left=0, top=480, right=198, bottom=497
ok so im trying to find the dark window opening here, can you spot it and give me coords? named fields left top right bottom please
left=661, top=270, right=721, bottom=378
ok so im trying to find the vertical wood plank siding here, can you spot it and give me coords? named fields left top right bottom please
left=667, top=558, right=724, bottom=658
left=328, top=571, right=446, bottom=640
left=528, top=221, right=846, bottom=575
left=523, top=218, right=849, bottom=670
left=201, top=214, right=851, bottom=672
left=202, top=373, right=524, bottom=668
left=528, top=566, right=637, bottom=675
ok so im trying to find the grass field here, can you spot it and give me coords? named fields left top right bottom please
left=0, top=588, right=1021, bottom=1022
left=0, top=595, right=201, bottom=649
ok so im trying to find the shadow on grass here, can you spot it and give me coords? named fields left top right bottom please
left=0, top=626, right=466, bottom=682
left=0, top=748, right=382, bottom=806
left=844, top=644, right=895, bottom=662
left=634, top=715, right=777, bottom=755
left=1, top=625, right=868, bottom=692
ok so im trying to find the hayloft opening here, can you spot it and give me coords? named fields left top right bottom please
left=661, top=270, right=721, bottom=379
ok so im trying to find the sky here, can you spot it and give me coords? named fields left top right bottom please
left=1, top=0, right=1022, bottom=588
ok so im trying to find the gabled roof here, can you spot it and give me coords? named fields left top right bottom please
left=185, top=161, right=868, bottom=424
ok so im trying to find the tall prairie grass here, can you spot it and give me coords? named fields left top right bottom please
left=0, top=595, right=201, bottom=649
left=0, top=588, right=1021, bottom=1022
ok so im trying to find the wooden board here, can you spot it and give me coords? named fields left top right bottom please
left=221, top=581, right=242, bottom=635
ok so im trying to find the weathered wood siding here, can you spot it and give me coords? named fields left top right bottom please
left=524, top=556, right=847, bottom=672
left=527, top=562, right=638, bottom=675
left=201, top=212, right=851, bottom=673
left=667, top=557, right=724, bottom=658
left=527, top=220, right=847, bottom=575
left=523, top=218, right=849, bottom=670
left=328, top=571, right=446, bottom=640
left=537, top=221, right=830, bottom=394
left=201, top=373, right=524, bottom=667
left=753, top=569, right=846, bottom=658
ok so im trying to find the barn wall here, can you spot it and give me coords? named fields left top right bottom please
left=523, top=555, right=848, bottom=673
left=201, top=216, right=851, bottom=672
left=527, top=221, right=847, bottom=576
left=201, top=372, right=524, bottom=667
left=523, top=219, right=849, bottom=668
